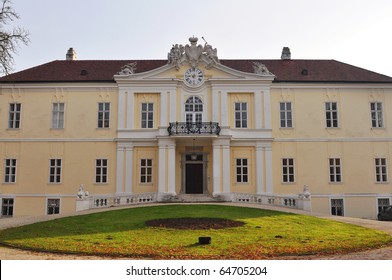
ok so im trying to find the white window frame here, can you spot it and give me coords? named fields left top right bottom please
left=49, top=159, right=62, bottom=183
left=282, top=158, right=295, bottom=183
left=329, top=158, right=342, bottom=183
left=140, top=159, right=153, bottom=184
left=47, top=198, right=60, bottom=215
left=236, top=158, right=249, bottom=183
left=331, top=198, right=344, bottom=216
left=280, top=102, right=292, bottom=128
left=95, top=159, right=108, bottom=183
left=375, top=158, right=388, bottom=183
left=185, top=96, right=203, bottom=124
left=4, top=159, right=17, bottom=183
left=325, top=102, right=338, bottom=128
left=97, top=102, right=110, bottom=128
left=370, top=102, right=384, bottom=128
left=234, top=102, right=248, bottom=128
left=8, top=103, right=21, bottom=129
left=377, top=198, right=390, bottom=213
left=1, top=198, right=14, bottom=217
left=51, top=102, right=65, bottom=129
left=141, top=103, right=154, bottom=128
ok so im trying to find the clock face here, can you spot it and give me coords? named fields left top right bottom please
left=184, top=68, right=204, bottom=86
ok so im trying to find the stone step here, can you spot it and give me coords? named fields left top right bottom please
left=165, top=194, right=224, bottom=203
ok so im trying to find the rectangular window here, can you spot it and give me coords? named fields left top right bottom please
left=329, top=158, right=342, bottom=183
left=52, top=103, right=65, bottom=129
left=49, top=159, right=62, bottom=183
left=375, top=158, right=388, bottom=183
left=280, top=102, right=292, bottom=128
left=325, top=102, right=338, bottom=128
left=331, top=198, right=344, bottom=216
left=236, top=158, right=248, bottom=183
left=141, top=103, right=154, bottom=128
left=282, top=158, right=295, bottom=183
left=371, top=102, right=383, bottom=128
left=2, top=198, right=14, bottom=217
left=140, top=159, right=152, bottom=183
left=8, top=103, right=21, bottom=129
left=47, top=199, right=60, bottom=215
left=234, top=102, right=247, bottom=128
left=4, top=159, right=17, bottom=183
left=378, top=198, right=390, bottom=213
left=96, top=159, right=108, bottom=183
left=98, top=102, right=110, bottom=128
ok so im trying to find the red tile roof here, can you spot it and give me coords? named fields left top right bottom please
left=0, top=59, right=391, bottom=83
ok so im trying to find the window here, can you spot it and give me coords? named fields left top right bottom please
left=49, top=159, right=62, bottom=183
left=2, top=198, right=14, bottom=217
left=371, top=102, right=383, bottom=128
left=47, top=199, right=60, bottom=215
left=378, top=198, right=390, bottom=213
left=329, top=158, right=342, bottom=183
left=325, top=102, right=338, bottom=128
left=331, top=198, right=344, bottom=216
left=236, top=158, right=248, bottom=183
left=98, top=102, right=110, bottom=128
left=96, top=159, right=108, bottom=183
left=141, top=103, right=154, bottom=128
left=375, top=158, right=388, bottom=183
left=52, top=103, right=65, bottom=129
left=280, top=102, right=292, bottom=128
left=8, top=103, right=21, bottom=129
left=140, top=159, right=152, bottom=183
left=4, top=159, right=17, bottom=183
left=282, top=158, right=295, bottom=183
left=235, top=102, right=247, bottom=128
left=185, top=96, right=203, bottom=124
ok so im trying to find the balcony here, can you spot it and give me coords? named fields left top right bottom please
left=168, top=122, right=221, bottom=136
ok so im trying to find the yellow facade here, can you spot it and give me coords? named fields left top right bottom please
left=1, top=39, right=392, bottom=219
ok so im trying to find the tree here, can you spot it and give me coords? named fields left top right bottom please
left=0, top=0, right=29, bottom=75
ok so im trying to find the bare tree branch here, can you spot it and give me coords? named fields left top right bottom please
left=0, top=0, right=29, bottom=75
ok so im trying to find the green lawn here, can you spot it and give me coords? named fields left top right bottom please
left=0, top=204, right=391, bottom=259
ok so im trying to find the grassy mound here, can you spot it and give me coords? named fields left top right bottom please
left=0, top=204, right=391, bottom=259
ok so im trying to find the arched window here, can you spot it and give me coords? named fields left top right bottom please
left=185, top=96, right=203, bottom=123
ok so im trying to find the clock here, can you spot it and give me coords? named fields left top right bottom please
left=184, top=68, right=204, bottom=86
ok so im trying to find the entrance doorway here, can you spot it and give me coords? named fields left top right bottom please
left=183, top=153, right=206, bottom=194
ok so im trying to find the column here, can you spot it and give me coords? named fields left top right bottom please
left=265, top=146, right=273, bottom=194
left=220, top=91, right=228, bottom=127
left=159, top=91, right=168, bottom=127
left=117, top=89, right=126, bottom=130
left=125, top=145, right=134, bottom=194
left=126, top=91, right=134, bottom=129
left=263, top=87, right=272, bottom=129
left=212, top=141, right=221, bottom=196
left=222, top=143, right=231, bottom=193
left=115, top=146, right=125, bottom=194
left=256, top=143, right=265, bottom=194
left=254, top=90, right=263, bottom=129
left=167, top=141, right=176, bottom=194
left=158, top=142, right=167, bottom=195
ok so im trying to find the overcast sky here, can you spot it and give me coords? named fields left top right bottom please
left=8, top=0, right=392, bottom=77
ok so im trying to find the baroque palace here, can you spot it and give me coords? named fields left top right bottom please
left=1, top=37, right=392, bottom=219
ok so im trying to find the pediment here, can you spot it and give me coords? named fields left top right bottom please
left=114, top=36, right=274, bottom=84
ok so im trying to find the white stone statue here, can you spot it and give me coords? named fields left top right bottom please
left=77, top=184, right=89, bottom=200
left=117, top=62, right=137, bottom=75
left=253, top=62, right=272, bottom=75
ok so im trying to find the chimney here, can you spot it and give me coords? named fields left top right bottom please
left=66, top=48, right=77, bottom=61
left=281, top=47, right=291, bottom=60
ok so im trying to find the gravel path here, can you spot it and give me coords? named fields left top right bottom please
left=1, top=203, right=392, bottom=260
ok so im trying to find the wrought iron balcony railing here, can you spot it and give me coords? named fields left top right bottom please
left=168, top=122, right=221, bottom=136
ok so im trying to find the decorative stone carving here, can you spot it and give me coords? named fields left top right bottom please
left=298, top=185, right=311, bottom=199
left=77, top=184, right=89, bottom=200
left=167, top=36, right=220, bottom=69
left=168, top=44, right=185, bottom=70
left=117, top=62, right=137, bottom=75
left=253, top=62, right=272, bottom=75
